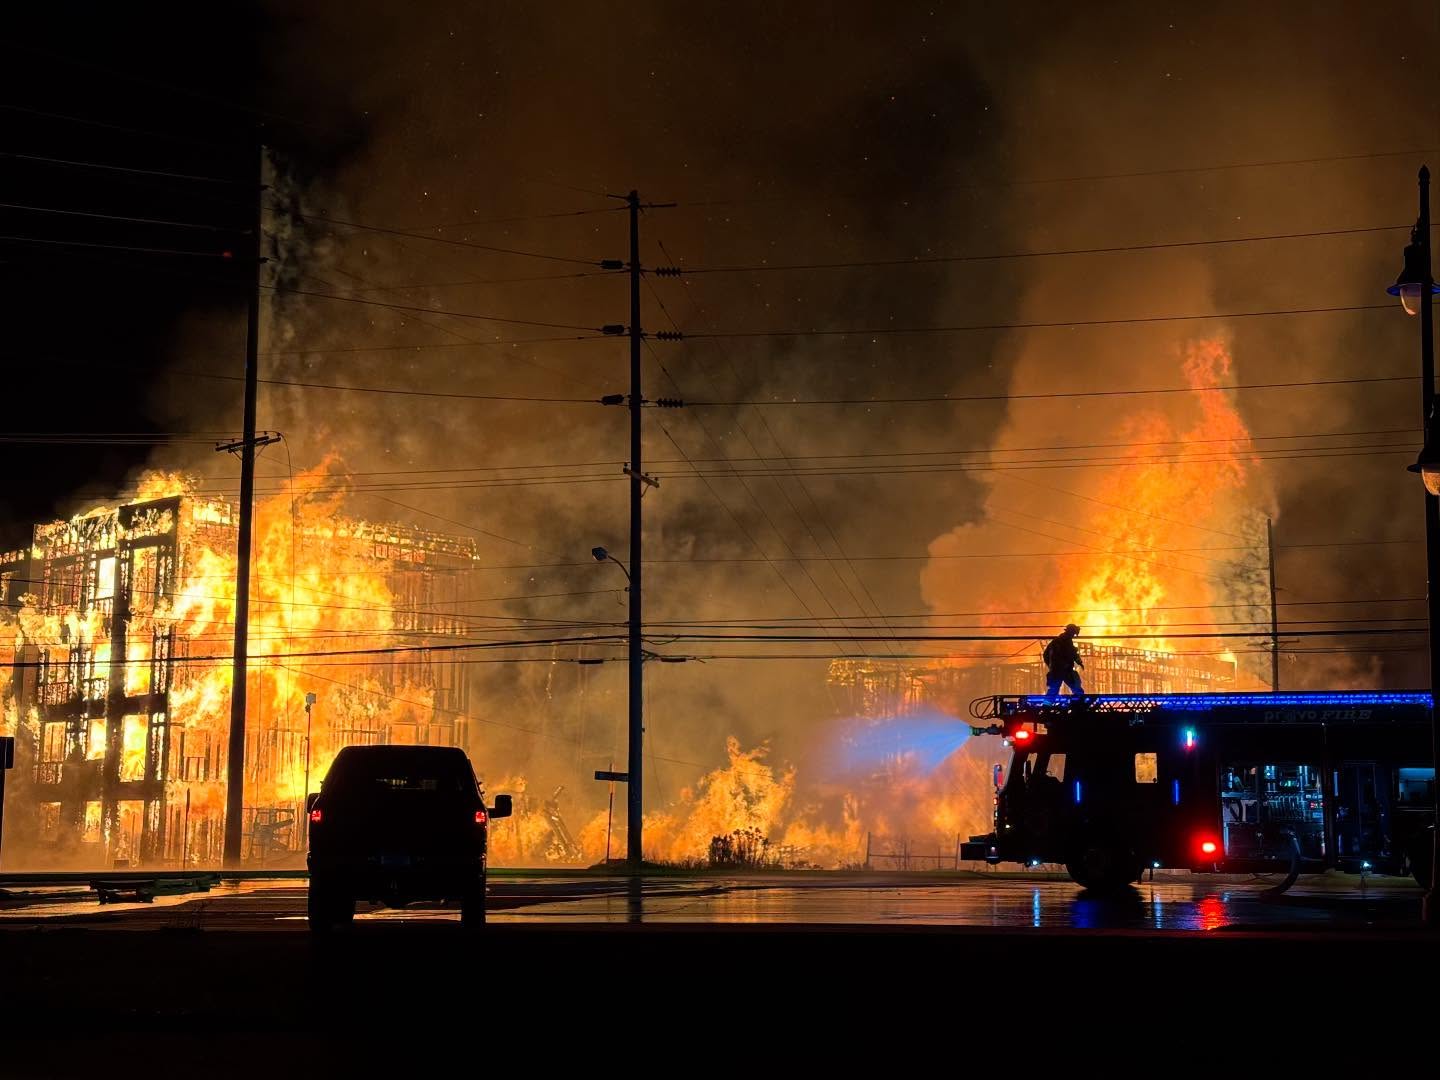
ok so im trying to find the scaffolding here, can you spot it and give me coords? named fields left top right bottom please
left=829, top=645, right=1237, bottom=721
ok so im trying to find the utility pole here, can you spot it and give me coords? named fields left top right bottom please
left=222, top=143, right=265, bottom=870
left=626, top=190, right=644, bottom=868
left=593, top=192, right=674, bottom=867
left=1267, top=516, right=1280, bottom=691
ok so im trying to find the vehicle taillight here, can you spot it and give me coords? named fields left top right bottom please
left=475, top=809, right=487, bottom=825
left=1012, top=728, right=1032, bottom=743
left=309, top=808, right=322, bottom=824
left=1199, top=838, right=1219, bottom=856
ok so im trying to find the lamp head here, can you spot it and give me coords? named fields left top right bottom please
left=1387, top=225, right=1438, bottom=316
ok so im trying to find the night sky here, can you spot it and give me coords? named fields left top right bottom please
left=3, top=2, right=1439, bottom=725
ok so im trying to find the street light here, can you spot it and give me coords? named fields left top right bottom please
left=591, top=545, right=631, bottom=582
left=1389, top=165, right=1440, bottom=923
left=1387, top=224, right=1440, bottom=316
left=1408, top=439, right=1440, bottom=498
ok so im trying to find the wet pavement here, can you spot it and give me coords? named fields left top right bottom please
left=3, top=871, right=1434, bottom=1063
left=0, top=870, right=1423, bottom=932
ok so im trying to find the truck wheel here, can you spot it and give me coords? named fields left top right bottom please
left=308, top=881, right=355, bottom=932
left=460, top=882, right=487, bottom=929
left=1066, top=844, right=1141, bottom=894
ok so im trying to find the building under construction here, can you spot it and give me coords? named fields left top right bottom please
left=0, top=493, right=481, bottom=869
left=829, top=643, right=1237, bottom=723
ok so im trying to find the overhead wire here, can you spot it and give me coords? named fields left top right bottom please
left=650, top=235, right=907, bottom=657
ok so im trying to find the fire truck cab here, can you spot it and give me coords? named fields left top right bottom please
left=959, top=692, right=1436, bottom=893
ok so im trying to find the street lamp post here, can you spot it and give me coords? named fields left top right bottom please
left=302, top=691, right=316, bottom=845
left=1390, top=165, right=1440, bottom=921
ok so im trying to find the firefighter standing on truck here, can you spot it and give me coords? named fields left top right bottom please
left=1043, top=623, right=1085, bottom=697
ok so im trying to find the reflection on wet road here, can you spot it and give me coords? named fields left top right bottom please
left=0, top=871, right=1420, bottom=932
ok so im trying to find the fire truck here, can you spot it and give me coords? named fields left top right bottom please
left=958, top=692, right=1437, bottom=893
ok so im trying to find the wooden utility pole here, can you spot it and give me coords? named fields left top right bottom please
left=625, top=191, right=644, bottom=867
left=222, top=144, right=265, bottom=870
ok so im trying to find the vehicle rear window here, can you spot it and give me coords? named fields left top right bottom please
left=325, top=750, right=475, bottom=797
left=373, top=776, right=448, bottom=792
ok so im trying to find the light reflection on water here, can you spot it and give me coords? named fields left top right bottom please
left=473, top=880, right=1351, bottom=931
left=4, top=873, right=1411, bottom=932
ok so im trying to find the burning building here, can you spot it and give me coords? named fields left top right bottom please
left=829, top=644, right=1236, bottom=720
left=0, top=477, right=481, bottom=869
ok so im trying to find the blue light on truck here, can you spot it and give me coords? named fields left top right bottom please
left=1073, top=780, right=1082, bottom=804
left=1183, top=727, right=1197, bottom=749
left=1172, top=779, right=1181, bottom=805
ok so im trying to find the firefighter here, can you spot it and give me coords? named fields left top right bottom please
left=1043, top=623, right=1085, bottom=697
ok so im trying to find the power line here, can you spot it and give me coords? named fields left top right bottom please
left=131, top=425, right=1401, bottom=480
left=342, top=270, right=611, bottom=292
left=640, top=615, right=1427, bottom=632
left=672, top=148, right=1438, bottom=209
left=6, top=626, right=1420, bottom=669
left=646, top=627, right=1428, bottom=644
left=264, top=283, right=604, bottom=333
left=673, top=645, right=1432, bottom=661
left=648, top=242, right=907, bottom=658
left=2, top=42, right=354, bottom=140
left=687, top=372, right=1418, bottom=407
left=3, top=633, right=626, bottom=670
left=257, top=334, right=611, bottom=357
left=359, top=492, right=573, bottom=563
left=268, top=207, right=604, bottom=266
left=649, top=361, right=869, bottom=658
left=714, top=597, right=1431, bottom=621
left=678, top=303, right=1397, bottom=342
left=282, top=258, right=607, bottom=393
left=636, top=440, right=1414, bottom=474
left=634, top=443, right=1416, bottom=478
left=0, top=149, right=239, bottom=185
left=420, top=205, right=625, bottom=229
left=49, top=443, right=1421, bottom=502
left=24, top=611, right=1421, bottom=645
left=0, top=434, right=246, bottom=446
left=652, top=426, right=1418, bottom=464
left=0, top=234, right=233, bottom=258
left=0, top=102, right=240, bottom=150
left=176, top=370, right=600, bottom=403
left=664, top=224, right=1416, bottom=276
left=0, top=201, right=238, bottom=233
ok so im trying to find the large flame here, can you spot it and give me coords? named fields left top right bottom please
left=0, top=337, right=1276, bottom=870
left=923, top=336, right=1272, bottom=670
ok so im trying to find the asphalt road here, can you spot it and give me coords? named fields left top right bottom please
left=0, top=869, right=1425, bottom=931
left=2, top=872, right=1432, bottom=1070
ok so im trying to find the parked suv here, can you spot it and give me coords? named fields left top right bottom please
left=306, top=745, right=512, bottom=931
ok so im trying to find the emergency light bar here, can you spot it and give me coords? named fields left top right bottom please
left=1012, top=692, right=1432, bottom=710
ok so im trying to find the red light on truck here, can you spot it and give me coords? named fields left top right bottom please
left=308, top=808, right=322, bottom=824
left=1200, top=839, right=1218, bottom=856
left=475, top=809, right=488, bottom=825
left=1012, top=729, right=1032, bottom=743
